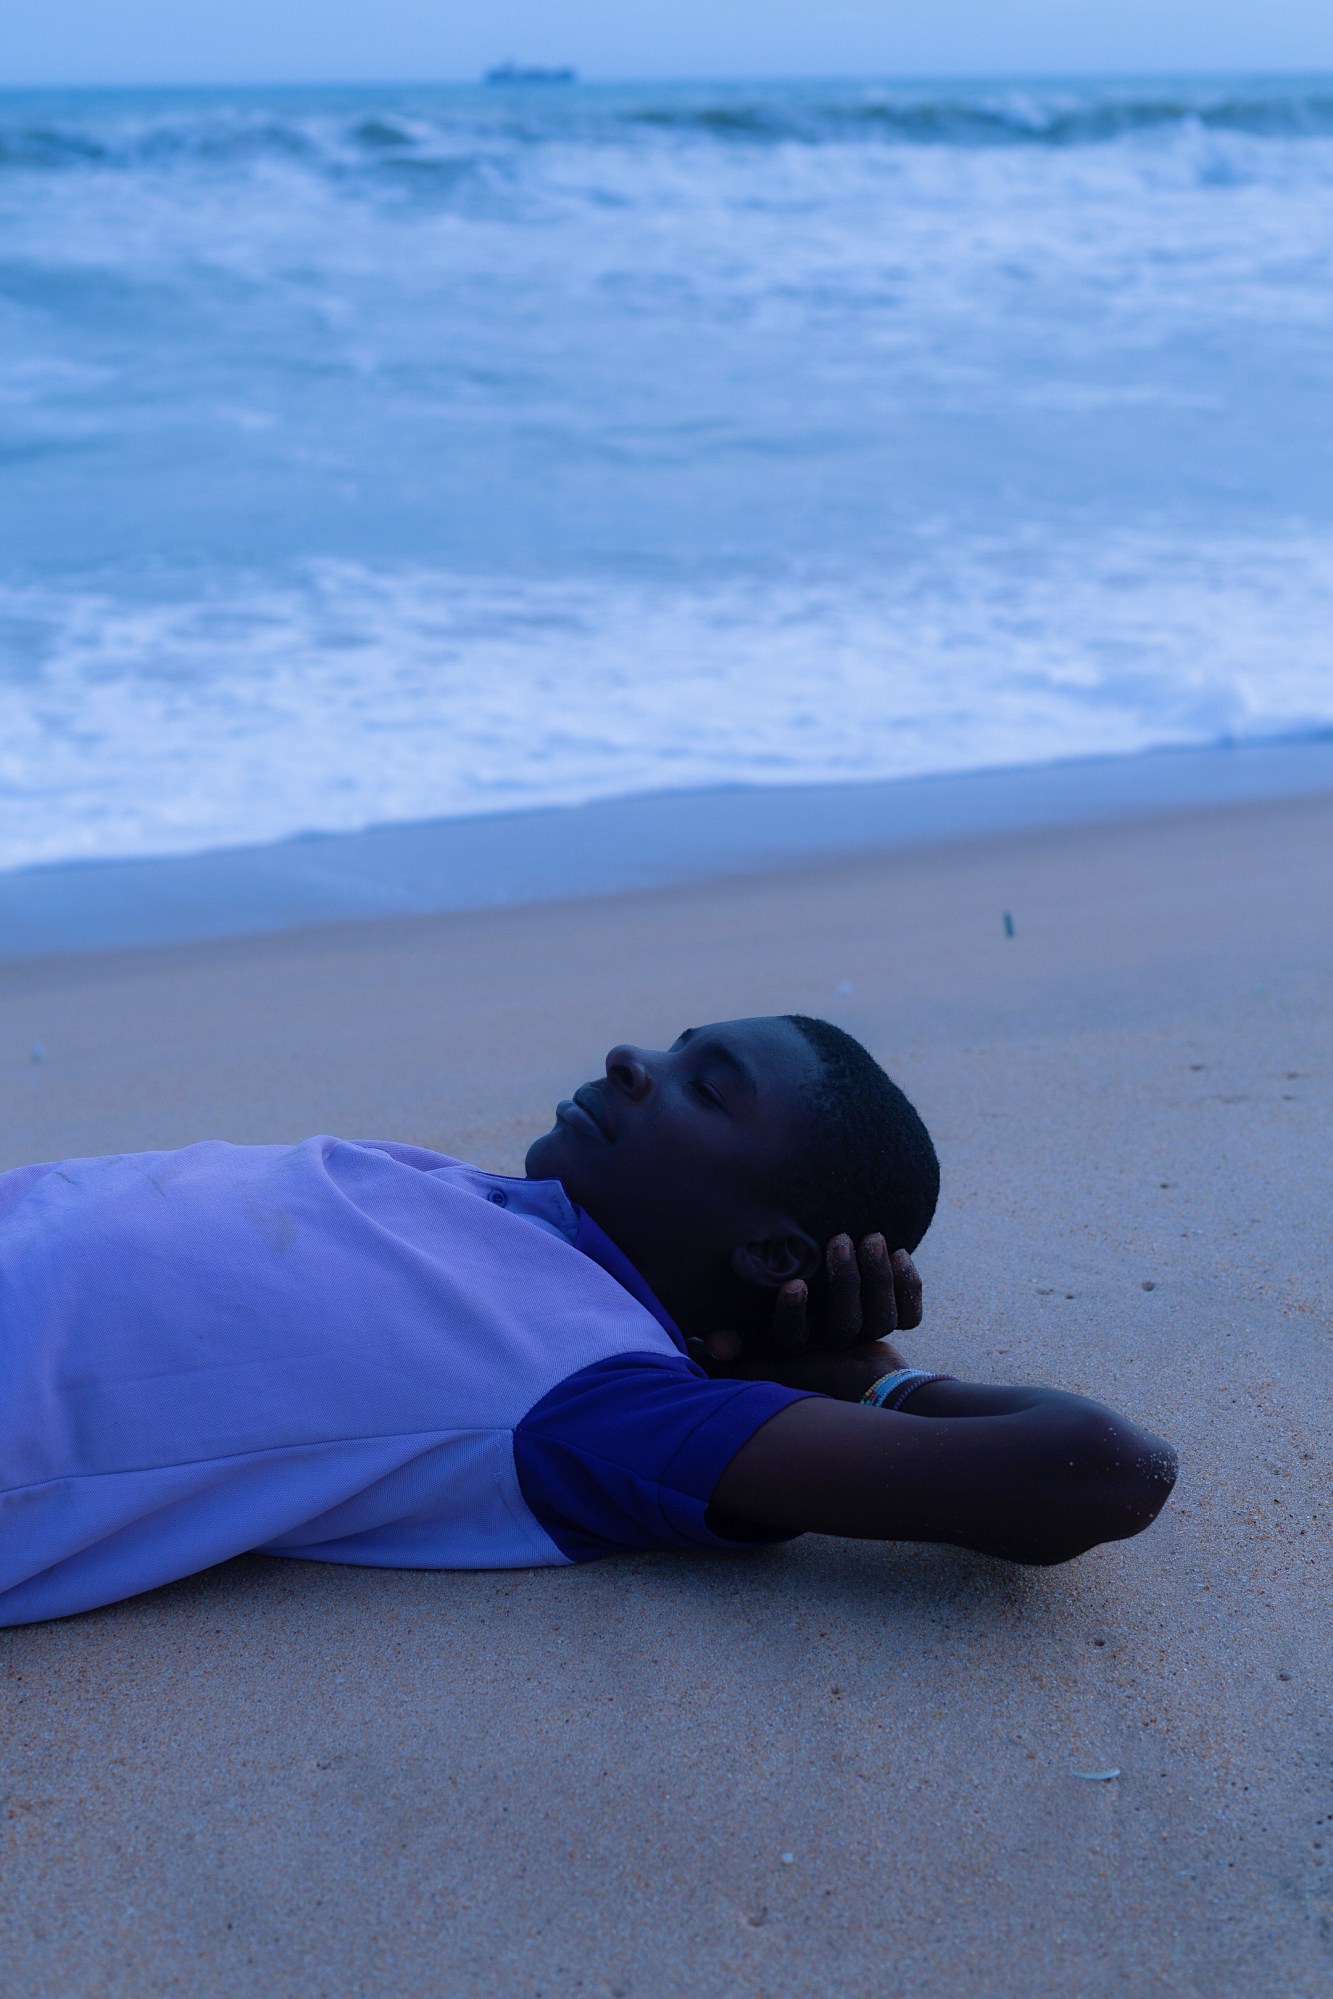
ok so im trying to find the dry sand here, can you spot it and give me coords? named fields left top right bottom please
left=1, top=790, right=1331, bottom=1998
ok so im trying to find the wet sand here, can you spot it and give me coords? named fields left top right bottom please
left=2, top=789, right=1331, bottom=1997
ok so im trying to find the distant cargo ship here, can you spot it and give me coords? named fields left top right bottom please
left=484, top=62, right=577, bottom=85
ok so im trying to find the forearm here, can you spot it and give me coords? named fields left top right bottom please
left=895, top=1375, right=1078, bottom=1420
left=837, top=1400, right=1162, bottom=1562
left=711, top=1392, right=1179, bottom=1566
left=884, top=1382, right=1164, bottom=1562
left=891, top=1400, right=1171, bottom=1563
left=759, top=1343, right=1082, bottom=1416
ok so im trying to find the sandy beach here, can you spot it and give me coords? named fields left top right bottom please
left=1, top=787, right=1330, bottom=1998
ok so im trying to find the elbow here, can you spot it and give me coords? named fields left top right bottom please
left=1119, top=1427, right=1178, bottom=1537
left=1001, top=1407, right=1179, bottom=1567
left=1044, top=1410, right=1179, bottom=1564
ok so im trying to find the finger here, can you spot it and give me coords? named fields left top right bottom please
left=703, top=1328, right=743, bottom=1366
left=892, top=1248, right=924, bottom=1331
left=825, top=1234, right=863, bottom=1348
left=857, top=1233, right=899, bottom=1341
left=771, top=1280, right=808, bottom=1357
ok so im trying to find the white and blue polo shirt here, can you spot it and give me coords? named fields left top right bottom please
left=0, top=1138, right=808, bottom=1626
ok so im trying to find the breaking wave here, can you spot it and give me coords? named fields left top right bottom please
left=2, top=79, right=1333, bottom=191
left=4, top=538, right=1333, bottom=872
left=4, top=74, right=1333, bottom=872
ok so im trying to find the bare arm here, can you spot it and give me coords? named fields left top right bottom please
left=709, top=1381, right=1178, bottom=1566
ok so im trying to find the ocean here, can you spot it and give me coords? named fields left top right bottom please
left=2, top=75, right=1333, bottom=876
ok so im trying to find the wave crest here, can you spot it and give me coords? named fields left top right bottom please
left=629, top=89, right=1333, bottom=147
left=3, top=81, right=1333, bottom=186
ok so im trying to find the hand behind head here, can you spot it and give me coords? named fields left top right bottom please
left=693, top=1236, right=923, bottom=1381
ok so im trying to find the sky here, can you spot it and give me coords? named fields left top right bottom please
left=2, top=0, right=1332, bottom=89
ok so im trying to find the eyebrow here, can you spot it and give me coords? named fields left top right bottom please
left=675, top=1028, right=757, bottom=1095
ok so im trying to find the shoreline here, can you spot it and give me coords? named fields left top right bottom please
left=4, top=732, right=1333, bottom=961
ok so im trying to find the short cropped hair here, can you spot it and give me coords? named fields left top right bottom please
left=782, top=1015, right=939, bottom=1256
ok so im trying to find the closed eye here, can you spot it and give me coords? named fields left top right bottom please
left=691, top=1078, right=726, bottom=1109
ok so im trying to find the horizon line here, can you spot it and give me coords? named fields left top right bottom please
left=3, top=64, right=1333, bottom=95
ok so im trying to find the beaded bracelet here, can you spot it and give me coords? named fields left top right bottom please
left=860, top=1367, right=955, bottom=1412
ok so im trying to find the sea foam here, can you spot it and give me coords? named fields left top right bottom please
left=2, top=78, right=1332, bottom=869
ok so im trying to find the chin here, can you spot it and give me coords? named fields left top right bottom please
left=524, top=1127, right=565, bottom=1182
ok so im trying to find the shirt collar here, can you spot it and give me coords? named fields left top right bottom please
left=571, top=1206, right=688, bottom=1355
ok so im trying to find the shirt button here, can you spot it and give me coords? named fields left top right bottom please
left=487, top=1188, right=509, bottom=1206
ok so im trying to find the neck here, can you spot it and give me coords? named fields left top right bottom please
left=634, top=1254, right=763, bottom=1346
left=570, top=1198, right=763, bottom=1342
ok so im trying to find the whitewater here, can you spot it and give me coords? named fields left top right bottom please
left=2, top=76, right=1332, bottom=871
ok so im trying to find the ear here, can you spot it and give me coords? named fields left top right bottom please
left=729, top=1227, right=820, bottom=1293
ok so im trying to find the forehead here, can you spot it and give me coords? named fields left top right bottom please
left=675, top=1016, right=821, bottom=1089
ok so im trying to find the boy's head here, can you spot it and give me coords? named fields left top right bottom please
left=525, top=1015, right=938, bottom=1340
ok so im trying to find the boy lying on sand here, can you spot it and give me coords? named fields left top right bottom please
left=0, top=1015, right=1176, bottom=1626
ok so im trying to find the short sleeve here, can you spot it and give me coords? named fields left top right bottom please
left=512, top=1352, right=814, bottom=1561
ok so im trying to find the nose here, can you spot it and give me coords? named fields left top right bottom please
left=605, top=1044, right=654, bottom=1102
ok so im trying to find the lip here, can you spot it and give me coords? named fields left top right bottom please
left=556, top=1083, right=614, bottom=1143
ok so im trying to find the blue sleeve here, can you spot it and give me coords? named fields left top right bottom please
left=512, top=1352, right=814, bottom=1561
